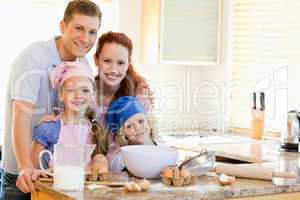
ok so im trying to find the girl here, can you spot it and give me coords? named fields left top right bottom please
left=105, top=96, right=163, bottom=172
left=31, top=62, right=103, bottom=168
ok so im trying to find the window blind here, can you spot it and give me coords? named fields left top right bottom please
left=229, top=0, right=300, bottom=132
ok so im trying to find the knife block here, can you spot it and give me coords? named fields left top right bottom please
left=250, top=110, right=264, bottom=140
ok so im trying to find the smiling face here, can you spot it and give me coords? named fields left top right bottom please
left=59, top=13, right=100, bottom=60
left=95, top=42, right=130, bottom=89
left=123, top=113, right=151, bottom=145
left=60, top=76, right=94, bottom=114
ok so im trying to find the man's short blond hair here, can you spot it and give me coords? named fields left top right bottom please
left=63, top=0, right=102, bottom=26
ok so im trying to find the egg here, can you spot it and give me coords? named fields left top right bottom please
left=138, top=179, right=150, bottom=191
left=124, top=182, right=132, bottom=192
left=180, top=168, right=191, bottom=178
left=161, top=166, right=196, bottom=186
left=172, top=177, right=184, bottom=186
left=131, top=183, right=141, bottom=192
left=161, top=176, right=172, bottom=185
left=172, top=167, right=180, bottom=178
left=218, top=173, right=235, bottom=186
left=162, top=167, right=173, bottom=178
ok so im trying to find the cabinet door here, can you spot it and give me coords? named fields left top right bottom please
left=160, top=0, right=222, bottom=66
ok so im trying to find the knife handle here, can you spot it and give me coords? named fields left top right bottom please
left=253, top=92, right=256, bottom=110
left=260, top=92, right=265, bottom=111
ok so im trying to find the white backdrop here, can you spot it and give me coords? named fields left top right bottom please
left=0, top=0, right=117, bottom=133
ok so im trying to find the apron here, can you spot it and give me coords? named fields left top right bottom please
left=48, top=120, right=92, bottom=168
left=57, top=120, right=92, bottom=145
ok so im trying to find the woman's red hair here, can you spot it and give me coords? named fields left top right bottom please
left=95, top=31, right=148, bottom=99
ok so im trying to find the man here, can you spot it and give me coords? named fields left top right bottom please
left=1, top=1, right=101, bottom=199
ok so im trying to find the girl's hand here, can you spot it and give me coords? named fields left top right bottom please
left=86, top=165, right=92, bottom=174
left=36, top=168, right=51, bottom=178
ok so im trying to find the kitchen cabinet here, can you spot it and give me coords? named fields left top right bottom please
left=141, top=0, right=222, bottom=66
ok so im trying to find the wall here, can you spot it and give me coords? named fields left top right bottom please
left=116, top=0, right=233, bottom=133
left=0, top=0, right=232, bottom=134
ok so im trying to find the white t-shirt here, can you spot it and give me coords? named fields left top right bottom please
left=3, top=36, right=87, bottom=174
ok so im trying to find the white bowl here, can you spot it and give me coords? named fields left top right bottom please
left=121, top=145, right=178, bottom=178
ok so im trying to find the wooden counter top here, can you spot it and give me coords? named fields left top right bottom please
left=32, top=135, right=300, bottom=200
left=33, top=173, right=300, bottom=200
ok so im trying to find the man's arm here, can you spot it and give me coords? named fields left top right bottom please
left=12, top=100, right=41, bottom=193
left=12, top=100, right=35, bottom=171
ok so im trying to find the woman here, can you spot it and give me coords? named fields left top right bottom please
left=93, top=31, right=154, bottom=114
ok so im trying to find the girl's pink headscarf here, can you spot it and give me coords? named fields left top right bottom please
left=49, top=62, right=95, bottom=89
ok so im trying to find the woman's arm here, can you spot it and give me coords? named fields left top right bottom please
left=135, top=84, right=164, bottom=145
left=136, top=85, right=155, bottom=112
left=31, top=141, right=45, bottom=169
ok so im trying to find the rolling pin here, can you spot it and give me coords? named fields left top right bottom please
left=212, top=163, right=296, bottom=180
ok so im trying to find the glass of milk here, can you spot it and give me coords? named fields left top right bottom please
left=39, top=144, right=95, bottom=191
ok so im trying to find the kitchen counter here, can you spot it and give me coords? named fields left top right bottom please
left=32, top=136, right=300, bottom=200
left=163, top=135, right=273, bottom=163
